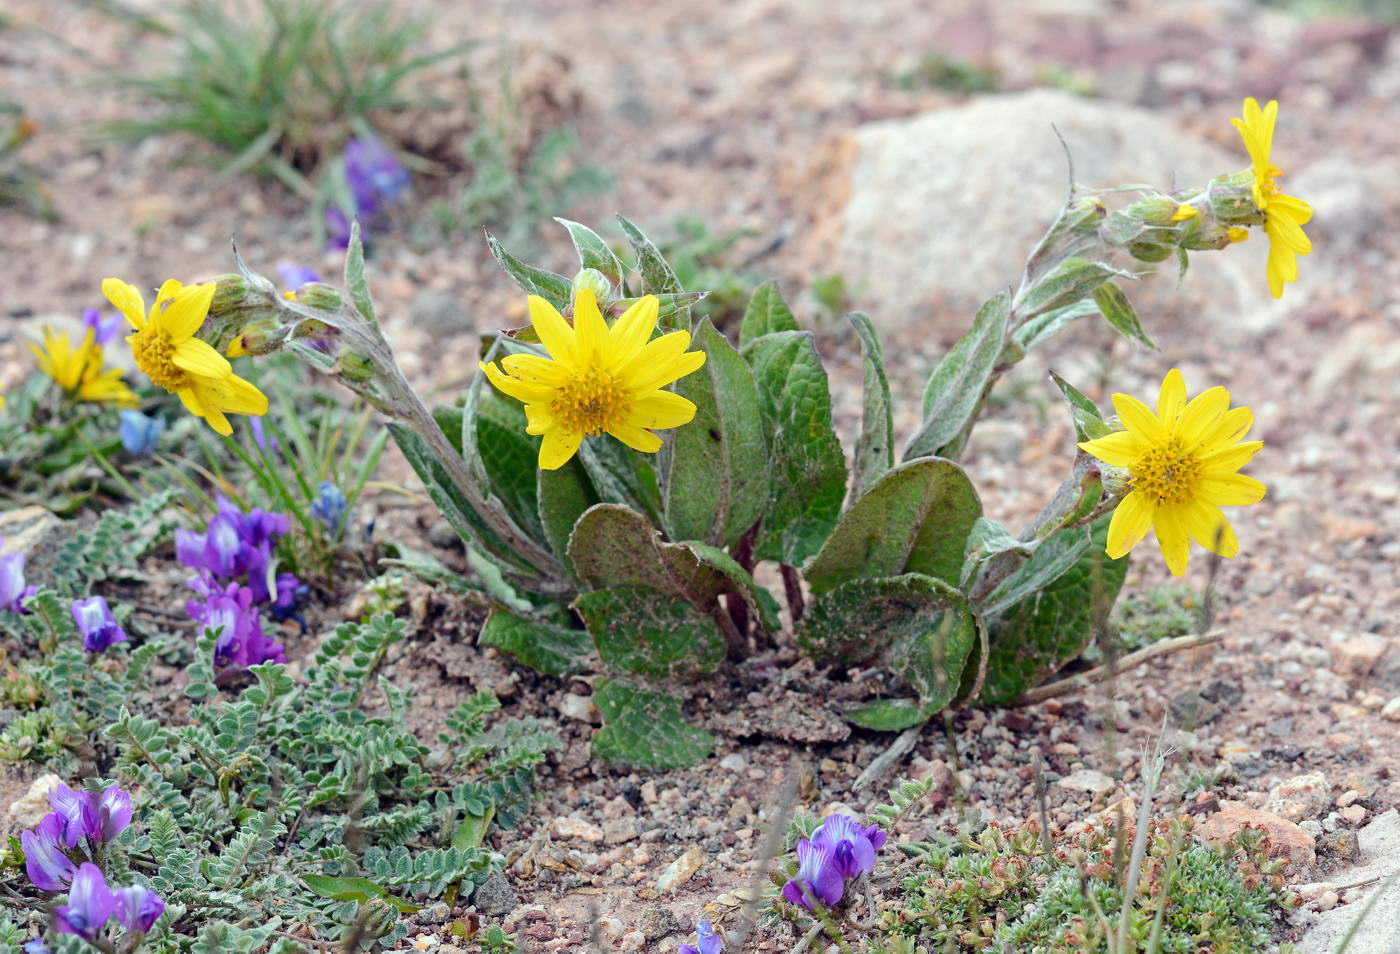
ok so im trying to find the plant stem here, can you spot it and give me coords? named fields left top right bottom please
left=780, top=564, right=805, bottom=624
left=1013, top=631, right=1223, bottom=706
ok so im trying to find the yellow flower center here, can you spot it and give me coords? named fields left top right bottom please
left=551, top=367, right=629, bottom=436
left=1130, top=438, right=1203, bottom=507
left=131, top=327, right=191, bottom=392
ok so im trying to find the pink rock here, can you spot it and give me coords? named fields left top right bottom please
left=1195, top=804, right=1316, bottom=873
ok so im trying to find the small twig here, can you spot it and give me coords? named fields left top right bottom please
left=853, top=722, right=925, bottom=791
left=790, top=922, right=823, bottom=954
left=1051, top=122, right=1077, bottom=202
left=1032, top=751, right=1053, bottom=858
left=1013, top=630, right=1224, bottom=706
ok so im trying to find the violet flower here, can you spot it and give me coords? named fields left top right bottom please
left=345, top=134, right=409, bottom=204
left=119, top=410, right=165, bottom=455
left=810, top=812, right=887, bottom=880
left=54, top=863, right=115, bottom=941
left=20, top=814, right=75, bottom=891
left=679, top=920, right=722, bottom=954
left=96, top=784, right=133, bottom=842
left=71, top=596, right=127, bottom=654
left=176, top=497, right=293, bottom=605
left=0, top=541, right=36, bottom=613
left=325, top=206, right=352, bottom=251
left=23, top=939, right=51, bottom=954
left=310, top=480, right=347, bottom=534
left=249, top=417, right=280, bottom=455
left=113, top=884, right=164, bottom=933
left=781, top=813, right=887, bottom=911
left=277, top=264, right=322, bottom=292
left=188, top=579, right=287, bottom=669
left=80, top=308, right=123, bottom=347
left=49, top=784, right=99, bottom=848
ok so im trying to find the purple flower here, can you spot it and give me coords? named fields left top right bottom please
left=310, top=480, right=347, bottom=534
left=23, top=939, right=51, bottom=954
left=188, top=580, right=287, bottom=669
left=113, top=884, right=164, bottom=933
left=96, top=785, right=133, bottom=842
left=20, top=814, right=75, bottom=891
left=345, top=134, right=409, bottom=205
left=176, top=497, right=292, bottom=604
left=782, top=838, right=847, bottom=910
left=119, top=410, right=165, bottom=455
left=277, top=264, right=322, bottom=291
left=810, top=813, right=886, bottom=880
left=81, top=308, right=124, bottom=347
left=325, top=206, right=352, bottom=251
left=49, top=785, right=99, bottom=848
left=0, top=541, right=36, bottom=613
left=71, top=596, right=128, bottom=654
left=54, top=863, right=115, bottom=940
left=249, top=417, right=280, bottom=455
left=679, top=920, right=722, bottom=954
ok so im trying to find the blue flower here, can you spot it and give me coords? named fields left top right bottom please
left=310, top=480, right=348, bottom=534
left=113, top=884, right=164, bottom=933
left=71, top=596, right=128, bottom=654
left=80, top=308, right=123, bottom=347
left=678, top=920, right=722, bottom=954
left=54, top=863, right=115, bottom=940
left=23, top=938, right=51, bottom=954
left=119, top=410, right=165, bottom=454
left=0, top=540, right=36, bottom=613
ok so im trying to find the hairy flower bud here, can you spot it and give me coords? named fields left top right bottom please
left=293, top=282, right=343, bottom=312
left=208, top=274, right=251, bottom=312
left=1098, top=462, right=1131, bottom=499
left=571, top=268, right=614, bottom=308
left=1127, top=241, right=1174, bottom=263
left=1207, top=169, right=1266, bottom=226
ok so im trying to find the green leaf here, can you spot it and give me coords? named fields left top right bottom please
left=591, top=679, right=714, bottom=770
left=738, top=280, right=799, bottom=348
left=451, top=804, right=495, bottom=850
left=575, top=586, right=726, bottom=678
left=1015, top=257, right=1136, bottom=321
left=662, top=319, right=769, bottom=550
left=979, top=520, right=1102, bottom=618
left=1049, top=371, right=1112, bottom=441
left=343, top=221, right=377, bottom=326
left=905, top=291, right=1011, bottom=460
left=303, top=874, right=421, bottom=913
left=845, top=698, right=935, bottom=732
left=742, top=330, right=848, bottom=566
left=486, top=231, right=571, bottom=308
left=475, top=389, right=541, bottom=540
left=849, top=311, right=894, bottom=499
left=537, top=459, right=598, bottom=577
left=479, top=607, right=594, bottom=676
left=980, top=516, right=1129, bottom=704
left=576, top=432, right=661, bottom=521
left=555, top=217, right=625, bottom=284
left=610, top=291, right=708, bottom=326
left=1093, top=282, right=1156, bottom=349
left=616, top=215, right=688, bottom=332
left=678, top=541, right=781, bottom=633
left=960, top=517, right=1032, bottom=586
left=804, top=458, right=981, bottom=597
left=1014, top=300, right=1098, bottom=352
left=799, top=573, right=976, bottom=710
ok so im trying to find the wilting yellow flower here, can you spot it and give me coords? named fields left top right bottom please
left=1232, top=97, right=1312, bottom=298
left=1079, top=369, right=1265, bottom=577
left=480, top=290, right=706, bottom=470
left=102, top=278, right=267, bottom=436
left=30, top=328, right=137, bottom=407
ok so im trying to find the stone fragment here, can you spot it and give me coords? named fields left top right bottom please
left=6, top=772, right=62, bottom=832
left=550, top=816, right=604, bottom=843
left=1055, top=769, right=1116, bottom=795
left=1194, top=804, right=1316, bottom=872
left=654, top=846, right=704, bottom=893
left=1331, top=634, right=1389, bottom=678
left=472, top=872, right=518, bottom=916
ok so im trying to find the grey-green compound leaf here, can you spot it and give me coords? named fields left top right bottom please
left=798, top=573, right=976, bottom=711
left=849, top=311, right=894, bottom=499
left=663, top=319, right=769, bottom=550
left=905, top=290, right=1011, bottom=460
left=743, top=330, right=848, bottom=566
left=1093, top=281, right=1157, bottom=349
left=554, top=217, right=626, bottom=284
left=980, top=516, right=1129, bottom=704
left=479, top=607, right=595, bottom=677
left=616, top=215, right=688, bottom=333
left=485, top=231, right=571, bottom=308
left=574, top=586, right=726, bottom=679
left=738, top=280, right=799, bottom=348
left=591, top=679, right=714, bottom=770
left=804, top=457, right=981, bottom=597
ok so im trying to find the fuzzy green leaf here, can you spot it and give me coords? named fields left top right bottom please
left=742, top=330, right=848, bottom=566
left=555, top=217, right=625, bottom=284
left=302, top=874, right=421, bottom=913
left=575, top=586, right=725, bottom=679
left=343, top=221, right=377, bottom=326
left=905, top=291, right=1011, bottom=460
left=486, top=231, right=571, bottom=308
left=536, top=459, right=598, bottom=577
left=616, top=216, right=687, bottom=332
left=1093, top=282, right=1156, bottom=349
left=475, top=389, right=541, bottom=540
left=591, top=679, right=713, bottom=770
left=1014, top=300, right=1098, bottom=352
left=662, top=320, right=769, bottom=549
left=677, top=541, right=781, bottom=633
left=478, top=607, right=594, bottom=677
left=850, top=311, right=894, bottom=499
left=845, top=698, right=935, bottom=732
left=980, top=519, right=1101, bottom=618
left=1016, top=257, right=1136, bottom=320
left=1049, top=372, right=1112, bottom=441
left=981, top=516, right=1129, bottom=704
left=738, top=280, right=799, bottom=348
left=804, top=458, right=981, bottom=597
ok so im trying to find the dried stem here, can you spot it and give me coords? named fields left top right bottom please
left=1013, top=631, right=1223, bottom=706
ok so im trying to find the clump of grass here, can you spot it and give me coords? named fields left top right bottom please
left=101, top=0, right=463, bottom=198
left=889, top=52, right=999, bottom=95
left=0, top=101, right=54, bottom=220
left=1111, top=583, right=1200, bottom=652
left=658, top=217, right=765, bottom=326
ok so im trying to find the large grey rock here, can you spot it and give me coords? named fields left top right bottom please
left=0, top=507, right=67, bottom=583
left=806, top=89, right=1273, bottom=334
left=1294, top=810, right=1400, bottom=954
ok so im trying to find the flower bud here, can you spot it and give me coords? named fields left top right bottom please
left=1128, top=241, right=1174, bottom=263
left=292, top=282, right=343, bottom=311
left=1098, top=461, right=1131, bottom=499
left=208, top=274, right=252, bottom=312
left=1120, top=196, right=1182, bottom=228
left=571, top=268, right=614, bottom=307
left=1207, top=169, right=1265, bottom=226
left=225, top=317, right=284, bottom=358
left=337, top=350, right=374, bottom=384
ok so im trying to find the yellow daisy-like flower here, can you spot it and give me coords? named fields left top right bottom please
left=30, top=328, right=137, bottom=407
left=480, top=289, right=706, bottom=470
left=1232, top=97, right=1313, bottom=298
left=102, top=278, right=268, bottom=436
left=1078, top=369, right=1266, bottom=578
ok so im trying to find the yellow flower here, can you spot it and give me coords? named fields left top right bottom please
left=30, top=328, right=137, bottom=407
left=1078, top=369, right=1265, bottom=577
left=1232, top=97, right=1313, bottom=298
left=102, top=278, right=267, bottom=436
left=480, top=289, right=706, bottom=470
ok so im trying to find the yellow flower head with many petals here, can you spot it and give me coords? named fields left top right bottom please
left=1232, top=97, right=1313, bottom=298
left=1079, top=369, right=1265, bottom=577
left=480, top=289, right=706, bottom=470
left=30, top=328, right=137, bottom=408
left=102, top=278, right=268, bottom=436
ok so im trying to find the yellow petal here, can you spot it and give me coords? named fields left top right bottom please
left=1078, top=430, right=1140, bottom=468
left=1199, top=473, right=1267, bottom=507
left=173, top=337, right=233, bottom=379
left=202, top=406, right=233, bottom=436
left=606, top=422, right=663, bottom=454
left=1200, top=440, right=1263, bottom=474
left=1111, top=392, right=1168, bottom=443
left=608, top=295, right=660, bottom=367
left=217, top=374, right=269, bottom=415
left=1177, top=386, right=1229, bottom=449
left=1152, top=505, right=1191, bottom=577
left=1156, top=369, right=1186, bottom=424
left=524, top=403, right=553, bottom=436
left=501, top=353, right=568, bottom=386
left=617, top=330, right=692, bottom=389
left=1270, top=193, right=1313, bottom=228
left=158, top=282, right=215, bottom=341
left=1197, top=406, right=1253, bottom=454
left=480, top=361, right=553, bottom=404
left=538, top=428, right=583, bottom=470
left=628, top=391, right=697, bottom=430
left=1180, top=499, right=1238, bottom=558
left=571, top=288, right=608, bottom=366
left=1106, top=491, right=1153, bottom=559
left=528, top=296, right=576, bottom=365
left=102, top=278, right=148, bottom=331
left=177, top=385, right=205, bottom=417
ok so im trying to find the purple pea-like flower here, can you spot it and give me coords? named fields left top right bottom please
left=176, top=498, right=293, bottom=605
left=276, top=264, right=321, bottom=291
left=71, top=596, right=128, bottom=654
left=188, top=579, right=286, bottom=669
left=20, top=814, right=75, bottom=891
left=97, top=785, right=133, bottom=842
left=81, top=308, right=124, bottom=347
left=54, top=863, right=115, bottom=940
left=325, top=206, right=352, bottom=251
left=345, top=134, right=409, bottom=205
left=249, top=417, right=280, bottom=455
left=678, top=920, right=722, bottom=954
left=0, top=540, right=36, bottom=613
left=23, top=938, right=51, bottom=953
left=49, top=784, right=99, bottom=849
left=810, top=813, right=887, bottom=880
left=782, top=838, right=847, bottom=910
left=113, top=884, right=164, bottom=933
